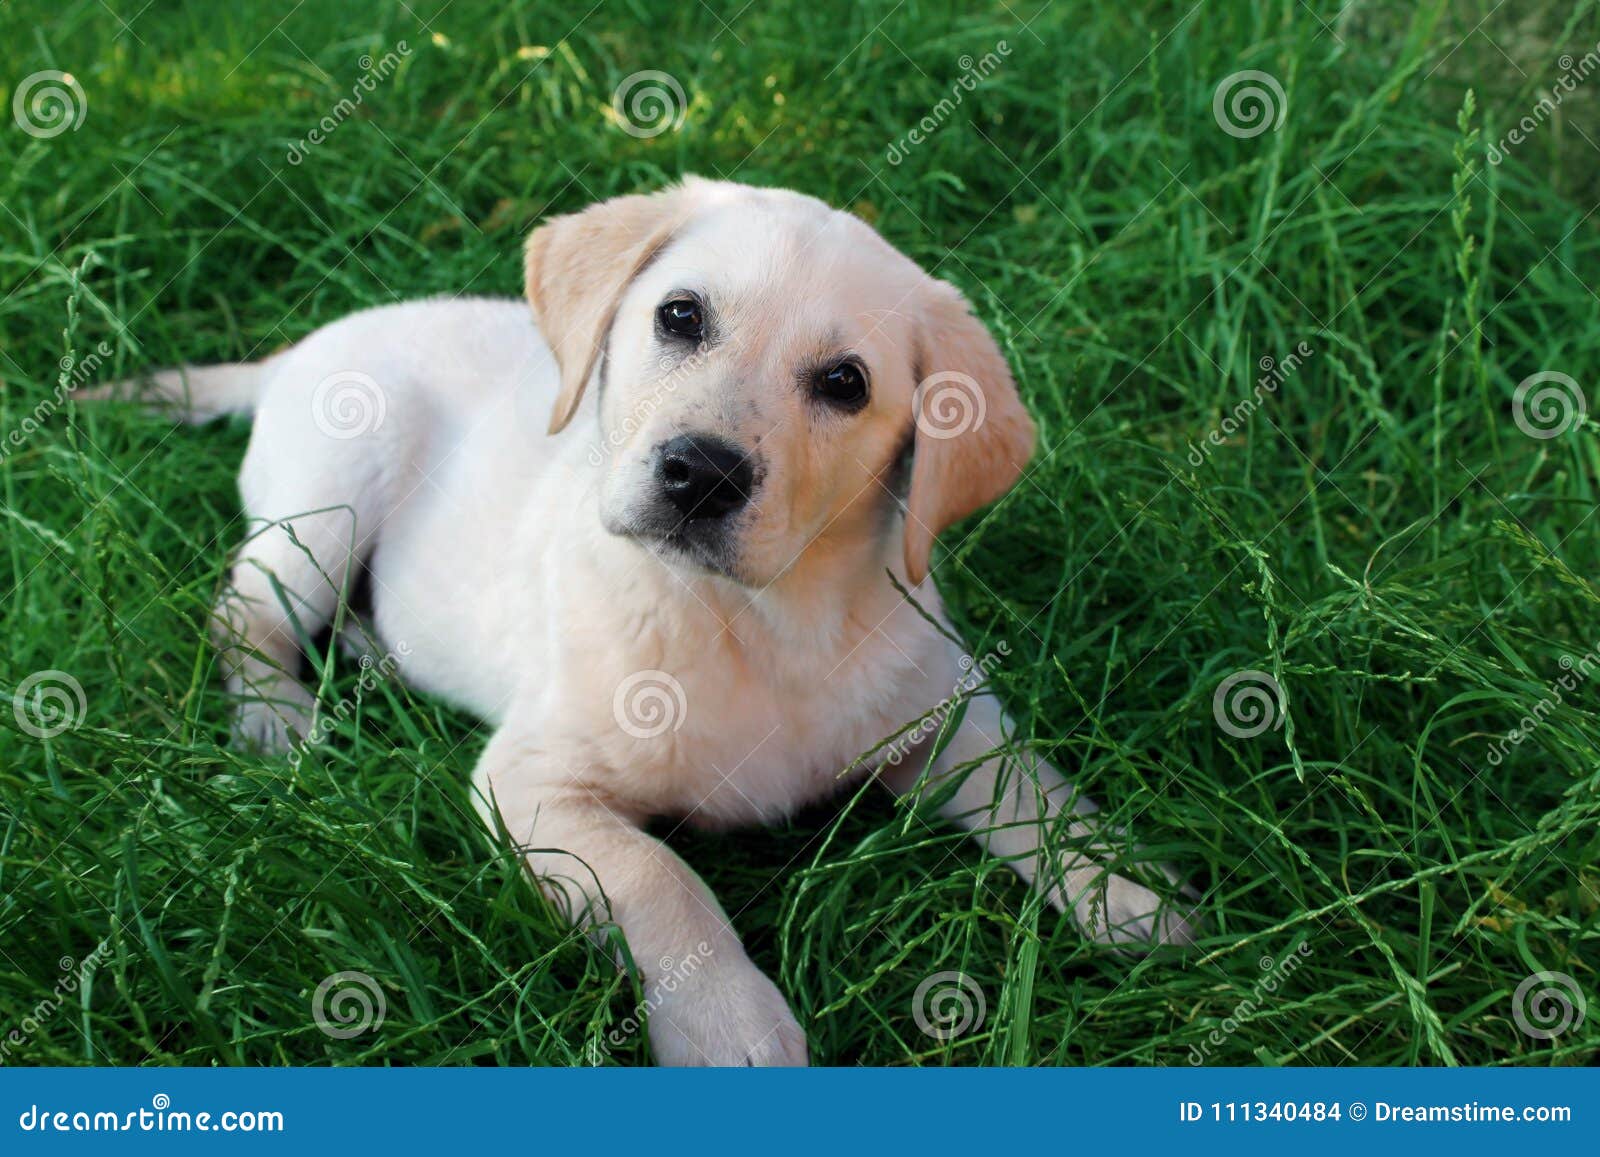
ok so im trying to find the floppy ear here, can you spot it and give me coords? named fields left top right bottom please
left=524, top=185, right=693, bottom=434
left=903, top=280, right=1036, bottom=586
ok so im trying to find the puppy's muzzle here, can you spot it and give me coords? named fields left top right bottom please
left=655, top=434, right=754, bottom=521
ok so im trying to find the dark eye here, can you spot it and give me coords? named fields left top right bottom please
left=658, top=297, right=703, bottom=339
left=815, top=360, right=869, bottom=408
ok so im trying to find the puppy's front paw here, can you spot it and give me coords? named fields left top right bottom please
left=230, top=686, right=315, bottom=755
left=647, top=961, right=808, bottom=1066
left=1055, top=870, right=1199, bottom=950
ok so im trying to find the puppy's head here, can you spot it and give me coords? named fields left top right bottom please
left=525, top=178, right=1034, bottom=587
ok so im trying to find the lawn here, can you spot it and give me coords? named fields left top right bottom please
left=2, top=0, right=1598, bottom=1067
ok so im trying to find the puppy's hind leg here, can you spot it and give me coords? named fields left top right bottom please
left=216, top=499, right=377, bottom=755
left=218, top=373, right=414, bottom=754
left=215, top=506, right=359, bottom=753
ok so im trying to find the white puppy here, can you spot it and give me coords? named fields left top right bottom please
left=108, top=178, right=1193, bottom=1065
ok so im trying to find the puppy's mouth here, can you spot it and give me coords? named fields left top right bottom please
left=616, top=513, right=745, bottom=581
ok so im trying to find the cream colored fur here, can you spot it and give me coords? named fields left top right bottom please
left=111, top=178, right=1194, bottom=1066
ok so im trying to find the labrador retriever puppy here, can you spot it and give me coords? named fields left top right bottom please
left=105, top=177, right=1192, bottom=1065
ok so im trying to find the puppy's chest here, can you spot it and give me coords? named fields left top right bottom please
left=617, top=636, right=929, bottom=827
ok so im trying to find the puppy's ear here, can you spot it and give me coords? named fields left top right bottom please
left=903, top=280, right=1036, bottom=585
left=524, top=185, right=694, bottom=434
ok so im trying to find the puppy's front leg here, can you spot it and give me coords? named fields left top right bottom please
left=472, top=729, right=808, bottom=1066
left=881, top=671, right=1194, bottom=948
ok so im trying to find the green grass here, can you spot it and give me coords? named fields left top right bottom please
left=3, top=0, right=1599, bottom=1067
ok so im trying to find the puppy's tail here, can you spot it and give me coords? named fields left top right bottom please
left=79, top=360, right=270, bottom=423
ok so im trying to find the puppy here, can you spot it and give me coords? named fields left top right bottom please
left=107, top=178, right=1193, bottom=1065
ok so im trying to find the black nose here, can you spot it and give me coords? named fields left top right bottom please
left=655, top=434, right=754, bottom=520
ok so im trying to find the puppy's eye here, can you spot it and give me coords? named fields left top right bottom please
left=658, top=298, right=704, bottom=339
left=815, top=360, right=869, bottom=408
